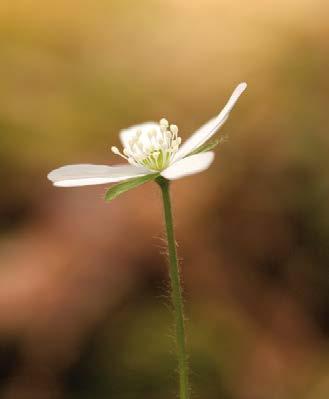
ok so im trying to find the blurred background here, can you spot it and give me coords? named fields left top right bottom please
left=0, top=1, right=329, bottom=398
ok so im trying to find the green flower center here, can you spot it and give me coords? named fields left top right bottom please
left=111, top=118, right=182, bottom=171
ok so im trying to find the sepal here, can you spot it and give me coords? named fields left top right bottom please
left=104, top=173, right=159, bottom=201
left=189, top=137, right=224, bottom=156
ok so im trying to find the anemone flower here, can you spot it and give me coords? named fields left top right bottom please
left=48, top=82, right=247, bottom=399
left=48, top=83, right=247, bottom=193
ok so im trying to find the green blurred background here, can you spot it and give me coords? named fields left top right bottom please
left=0, top=1, right=329, bottom=398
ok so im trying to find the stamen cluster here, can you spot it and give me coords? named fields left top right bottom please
left=111, top=118, right=182, bottom=171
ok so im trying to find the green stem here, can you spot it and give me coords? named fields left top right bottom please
left=157, top=176, right=190, bottom=399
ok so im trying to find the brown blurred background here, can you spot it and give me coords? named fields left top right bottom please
left=0, top=1, right=329, bottom=398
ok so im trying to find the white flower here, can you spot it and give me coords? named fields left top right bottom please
left=48, top=83, right=247, bottom=187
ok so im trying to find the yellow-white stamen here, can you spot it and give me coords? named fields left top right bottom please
left=112, top=119, right=182, bottom=171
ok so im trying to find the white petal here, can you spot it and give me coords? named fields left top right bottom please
left=161, top=152, right=215, bottom=180
left=47, top=164, right=150, bottom=187
left=173, top=82, right=247, bottom=161
left=119, top=122, right=160, bottom=148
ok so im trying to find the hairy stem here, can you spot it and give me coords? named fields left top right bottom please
left=157, top=176, right=190, bottom=399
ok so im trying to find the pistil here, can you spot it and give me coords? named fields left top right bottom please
left=112, top=119, right=182, bottom=171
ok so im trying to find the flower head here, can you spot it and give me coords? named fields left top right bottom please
left=48, top=83, right=247, bottom=194
left=110, top=118, right=182, bottom=172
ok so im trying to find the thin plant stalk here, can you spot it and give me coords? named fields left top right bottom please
left=157, top=176, right=190, bottom=399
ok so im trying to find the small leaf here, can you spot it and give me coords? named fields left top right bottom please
left=104, top=173, right=159, bottom=201
left=190, top=135, right=228, bottom=156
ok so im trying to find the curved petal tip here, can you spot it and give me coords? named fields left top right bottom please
left=236, top=82, right=247, bottom=94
